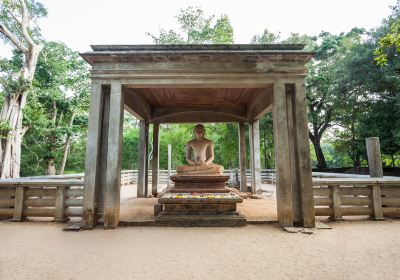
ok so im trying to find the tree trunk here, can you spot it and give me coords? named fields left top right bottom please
left=47, top=155, right=56, bottom=175
left=313, top=138, right=327, bottom=169
left=309, top=129, right=327, bottom=169
left=0, top=45, right=42, bottom=178
left=46, top=101, right=57, bottom=175
left=59, top=111, right=76, bottom=175
left=354, top=155, right=361, bottom=167
left=262, top=129, right=266, bottom=169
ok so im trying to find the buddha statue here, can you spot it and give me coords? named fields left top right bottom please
left=176, top=124, right=224, bottom=175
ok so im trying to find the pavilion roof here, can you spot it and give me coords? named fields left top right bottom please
left=80, top=44, right=314, bottom=65
left=80, top=44, right=314, bottom=123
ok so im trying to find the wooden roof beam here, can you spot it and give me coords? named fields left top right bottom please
left=151, top=106, right=247, bottom=123
left=123, top=90, right=151, bottom=121
left=247, top=89, right=273, bottom=121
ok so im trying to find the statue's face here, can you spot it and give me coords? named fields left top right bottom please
left=194, top=125, right=205, bottom=138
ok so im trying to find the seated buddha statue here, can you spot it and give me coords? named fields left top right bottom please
left=176, top=124, right=224, bottom=175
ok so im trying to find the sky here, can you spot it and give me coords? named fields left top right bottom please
left=0, top=0, right=398, bottom=54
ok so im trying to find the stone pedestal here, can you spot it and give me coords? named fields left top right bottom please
left=155, top=175, right=246, bottom=227
left=169, top=175, right=229, bottom=193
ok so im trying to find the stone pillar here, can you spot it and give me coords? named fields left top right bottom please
left=366, top=137, right=383, bottom=178
left=103, top=81, right=124, bottom=228
left=168, top=144, right=172, bottom=188
left=272, top=80, right=315, bottom=228
left=152, top=122, right=160, bottom=197
left=83, top=81, right=106, bottom=228
left=273, top=81, right=294, bottom=227
left=83, top=81, right=125, bottom=229
left=96, top=87, right=110, bottom=221
left=137, top=121, right=148, bottom=198
left=144, top=123, right=150, bottom=197
left=249, top=120, right=262, bottom=194
left=238, top=122, right=247, bottom=192
left=293, top=81, right=315, bottom=228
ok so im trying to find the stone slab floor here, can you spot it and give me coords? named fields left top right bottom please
left=1, top=220, right=399, bottom=280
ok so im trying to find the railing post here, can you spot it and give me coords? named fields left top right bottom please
left=371, top=185, right=384, bottom=220
left=12, top=186, right=25, bottom=222
left=54, top=186, right=67, bottom=222
left=331, top=185, right=342, bottom=221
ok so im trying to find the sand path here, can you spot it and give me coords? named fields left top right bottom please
left=1, top=220, right=399, bottom=280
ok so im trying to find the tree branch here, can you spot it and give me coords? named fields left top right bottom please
left=19, top=0, right=36, bottom=47
left=0, top=23, right=28, bottom=52
left=309, top=130, right=315, bottom=142
left=6, top=8, right=22, bottom=25
left=21, top=124, right=32, bottom=137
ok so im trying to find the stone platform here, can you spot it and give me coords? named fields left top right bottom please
left=169, top=175, right=229, bottom=193
left=155, top=193, right=246, bottom=227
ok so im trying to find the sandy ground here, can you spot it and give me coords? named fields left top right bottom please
left=1, top=220, right=400, bottom=280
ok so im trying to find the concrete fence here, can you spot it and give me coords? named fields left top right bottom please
left=3, top=170, right=400, bottom=221
left=118, top=169, right=277, bottom=185
left=0, top=178, right=84, bottom=221
left=313, top=178, right=400, bottom=219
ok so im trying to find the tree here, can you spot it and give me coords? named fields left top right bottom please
left=147, top=6, right=234, bottom=44
left=333, top=23, right=400, bottom=167
left=374, top=0, right=400, bottom=66
left=251, top=29, right=280, bottom=44
left=259, top=114, right=274, bottom=169
left=0, top=0, right=47, bottom=177
left=20, top=41, right=89, bottom=175
left=306, top=29, right=367, bottom=169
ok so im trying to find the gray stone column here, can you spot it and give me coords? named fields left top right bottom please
left=83, top=81, right=105, bottom=228
left=249, top=120, right=262, bottom=194
left=293, top=81, right=315, bottom=228
left=152, top=122, right=160, bottom=197
left=273, top=81, right=294, bottom=227
left=238, top=122, right=247, bottom=192
left=137, top=121, right=148, bottom=198
left=103, top=81, right=124, bottom=228
left=272, top=80, right=315, bottom=228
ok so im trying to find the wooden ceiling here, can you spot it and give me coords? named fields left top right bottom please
left=133, top=88, right=266, bottom=108
left=124, top=86, right=273, bottom=123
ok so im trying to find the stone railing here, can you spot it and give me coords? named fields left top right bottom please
left=313, top=178, right=400, bottom=219
left=120, top=169, right=276, bottom=185
left=0, top=178, right=84, bottom=221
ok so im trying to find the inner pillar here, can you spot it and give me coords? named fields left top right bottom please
left=249, top=120, right=262, bottom=194
left=238, top=122, right=247, bottom=192
left=137, top=121, right=148, bottom=198
left=152, top=122, right=160, bottom=197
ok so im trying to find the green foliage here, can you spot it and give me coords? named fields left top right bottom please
left=251, top=29, right=280, bottom=44
left=121, top=124, right=139, bottom=170
left=20, top=41, right=90, bottom=175
left=374, top=1, right=400, bottom=66
left=0, top=52, right=32, bottom=95
left=0, top=0, right=47, bottom=45
left=147, top=6, right=234, bottom=44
